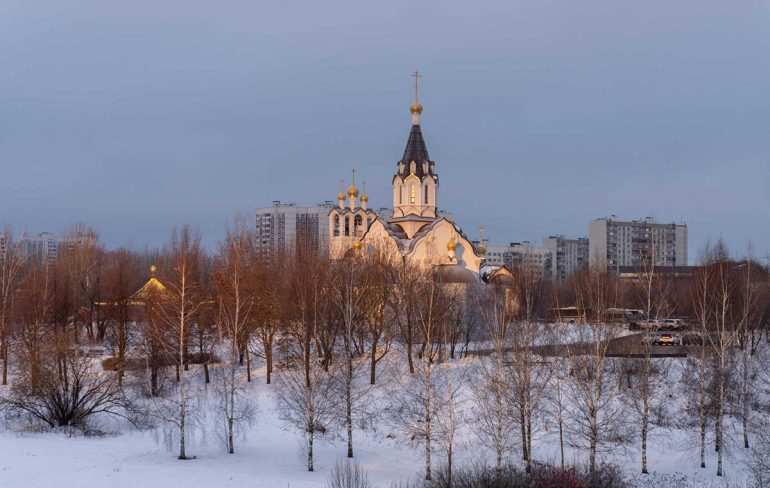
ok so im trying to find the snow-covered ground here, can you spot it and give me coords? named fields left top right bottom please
left=0, top=355, right=755, bottom=487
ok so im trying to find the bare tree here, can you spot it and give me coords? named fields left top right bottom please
left=1, top=330, right=135, bottom=429
left=214, top=222, right=255, bottom=454
left=16, top=259, right=53, bottom=390
left=104, top=248, right=141, bottom=387
left=509, top=260, right=551, bottom=473
left=330, top=248, right=373, bottom=458
left=565, top=267, right=627, bottom=474
left=392, top=258, right=422, bottom=374
left=690, top=243, right=716, bottom=469
left=389, top=263, right=456, bottom=481
left=471, top=280, right=517, bottom=476
left=630, top=241, right=674, bottom=474
left=0, top=226, right=26, bottom=385
left=156, top=226, right=204, bottom=460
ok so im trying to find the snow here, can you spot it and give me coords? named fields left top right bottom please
left=0, top=355, right=755, bottom=487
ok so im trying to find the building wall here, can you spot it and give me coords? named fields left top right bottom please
left=589, top=216, right=688, bottom=272
left=255, top=201, right=334, bottom=256
left=542, top=235, right=589, bottom=280
left=21, top=232, right=58, bottom=264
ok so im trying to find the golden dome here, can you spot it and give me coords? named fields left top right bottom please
left=477, top=243, right=487, bottom=255
left=347, top=184, right=359, bottom=198
left=337, top=191, right=346, bottom=201
left=447, top=239, right=457, bottom=252
left=360, top=193, right=368, bottom=202
left=352, top=240, right=362, bottom=250
left=410, top=102, right=423, bottom=115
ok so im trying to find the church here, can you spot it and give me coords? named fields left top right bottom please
left=328, top=72, right=507, bottom=284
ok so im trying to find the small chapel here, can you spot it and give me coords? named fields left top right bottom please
left=328, top=72, right=499, bottom=284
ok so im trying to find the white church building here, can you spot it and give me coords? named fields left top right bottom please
left=327, top=73, right=504, bottom=285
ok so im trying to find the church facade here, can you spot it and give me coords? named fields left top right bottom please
left=328, top=74, right=494, bottom=284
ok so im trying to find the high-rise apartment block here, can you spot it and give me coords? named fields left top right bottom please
left=542, top=235, right=589, bottom=280
left=256, top=201, right=337, bottom=256
left=589, top=216, right=687, bottom=271
left=479, top=241, right=553, bottom=278
left=20, top=232, right=59, bottom=264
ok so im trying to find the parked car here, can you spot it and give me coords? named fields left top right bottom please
left=642, top=331, right=683, bottom=346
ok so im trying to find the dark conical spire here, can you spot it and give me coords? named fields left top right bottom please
left=402, top=124, right=430, bottom=168
left=393, top=70, right=437, bottom=183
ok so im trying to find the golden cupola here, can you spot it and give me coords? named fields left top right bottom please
left=359, top=180, right=369, bottom=210
left=410, top=69, right=423, bottom=126
left=447, top=228, right=457, bottom=251
left=347, top=169, right=359, bottom=198
left=360, top=181, right=368, bottom=203
left=337, top=180, right=346, bottom=208
left=477, top=225, right=487, bottom=255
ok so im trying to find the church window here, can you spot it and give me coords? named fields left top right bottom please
left=399, top=185, right=402, bottom=205
left=333, top=215, right=340, bottom=236
left=344, top=216, right=350, bottom=236
left=424, top=185, right=429, bottom=204
left=410, top=184, right=415, bottom=204
left=354, top=215, right=363, bottom=236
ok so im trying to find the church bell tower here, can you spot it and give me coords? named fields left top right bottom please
left=390, top=70, right=440, bottom=238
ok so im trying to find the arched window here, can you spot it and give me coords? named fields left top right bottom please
left=424, top=185, right=429, bottom=204
left=410, top=184, right=415, bottom=204
left=344, top=216, right=350, bottom=236
left=399, top=185, right=403, bottom=205
left=354, top=215, right=363, bottom=236
left=333, top=215, right=340, bottom=236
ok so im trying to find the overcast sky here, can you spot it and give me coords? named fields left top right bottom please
left=1, top=1, right=769, bottom=260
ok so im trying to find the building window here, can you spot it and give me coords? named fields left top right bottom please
left=399, top=186, right=402, bottom=205
left=344, top=216, right=350, bottom=236
left=424, top=185, right=429, bottom=204
left=354, top=215, right=363, bottom=236
left=333, top=215, right=340, bottom=236
left=410, top=184, right=415, bottom=204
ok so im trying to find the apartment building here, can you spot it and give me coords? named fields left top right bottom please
left=542, top=235, right=589, bottom=280
left=588, top=216, right=687, bottom=271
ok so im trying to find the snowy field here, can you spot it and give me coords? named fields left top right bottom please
left=0, top=356, right=755, bottom=487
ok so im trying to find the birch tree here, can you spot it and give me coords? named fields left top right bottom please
left=471, top=279, right=517, bottom=476
left=0, top=227, right=26, bottom=385
left=157, top=226, right=204, bottom=460
left=214, top=223, right=255, bottom=454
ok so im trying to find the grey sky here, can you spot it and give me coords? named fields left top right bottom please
left=1, top=1, right=769, bottom=260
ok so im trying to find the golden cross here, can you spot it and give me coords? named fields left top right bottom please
left=351, top=168, right=356, bottom=185
left=412, top=70, right=421, bottom=102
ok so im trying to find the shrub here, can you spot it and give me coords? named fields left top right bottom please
left=326, top=458, right=371, bottom=488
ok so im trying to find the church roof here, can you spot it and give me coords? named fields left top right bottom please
left=401, top=124, right=430, bottom=169
left=132, top=277, right=166, bottom=301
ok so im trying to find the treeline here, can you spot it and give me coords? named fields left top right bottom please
left=0, top=222, right=769, bottom=484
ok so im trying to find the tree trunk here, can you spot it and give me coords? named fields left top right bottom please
left=307, top=430, right=314, bottom=472
left=699, top=348, right=707, bottom=468
left=228, top=417, right=234, bottom=454
left=265, top=337, right=273, bottom=385
left=407, top=339, right=415, bottom=374
left=716, top=362, right=724, bottom=476
left=526, top=403, right=533, bottom=473
left=246, top=347, right=251, bottom=383
left=370, top=342, right=377, bottom=385
left=559, top=416, right=564, bottom=469
left=447, top=442, right=453, bottom=488
left=519, top=402, right=528, bottom=461
left=1, top=332, right=8, bottom=386
left=117, top=318, right=126, bottom=387
left=346, top=347, right=353, bottom=458
left=742, top=346, right=750, bottom=449
left=589, top=407, right=597, bottom=474
left=641, top=404, right=649, bottom=474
